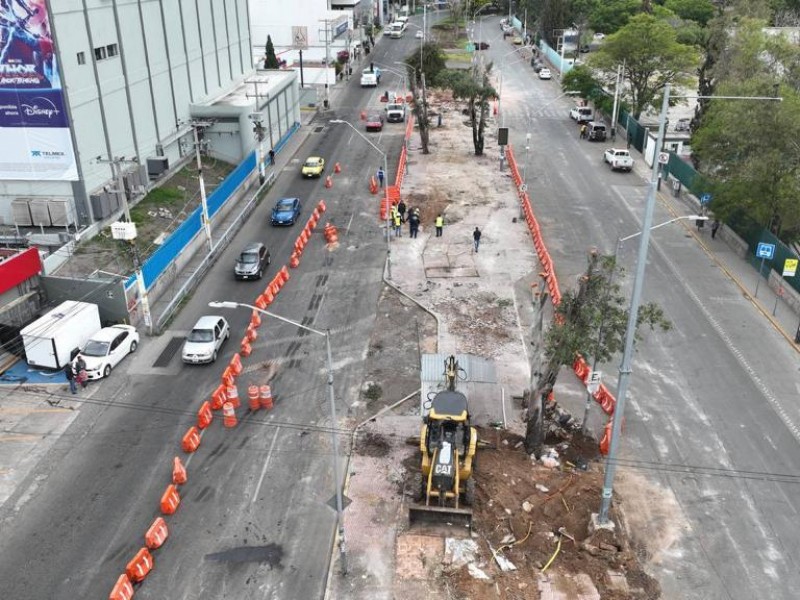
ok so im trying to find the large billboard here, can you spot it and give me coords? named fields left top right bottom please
left=0, top=0, right=77, bottom=180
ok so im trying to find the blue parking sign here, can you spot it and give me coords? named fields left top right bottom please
left=756, top=242, right=775, bottom=259
left=700, top=193, right=712, bottom=205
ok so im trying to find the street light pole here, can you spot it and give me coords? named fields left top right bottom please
left=208, top=301, right=347, bottom=574
left=581, top=215, right=707, bottom=434
left=329, top=119, right=392, bottom=280
left=597, top=86, right=782, bottom=524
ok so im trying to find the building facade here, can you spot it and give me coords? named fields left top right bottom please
left=0, top=0, right=254, bottom=229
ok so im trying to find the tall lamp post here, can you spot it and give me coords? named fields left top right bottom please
left=208, top=301, right=348, bottom=574
left=329, top=119, right=392, bottom=280
left=597, top=85, right=783, bottom=525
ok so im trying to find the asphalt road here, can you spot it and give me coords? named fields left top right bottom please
left=0, top=29, right=422, bottom=600
left=491, top=22, right=800, bottom=599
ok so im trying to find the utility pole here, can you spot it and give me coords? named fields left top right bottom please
left=190, top=121, right=214, bottom=252
left=100, top=155, right=154, bottom=334
left=611, top=61, right=624, bottom=138
left=319, top=18, right=332, bottom=109
left=246, top=75, right=273, bottom=184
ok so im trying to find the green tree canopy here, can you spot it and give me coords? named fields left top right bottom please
left=263, top=35, right=279, bottom=69
left=587, top=0, right=641, bottom=34
left=664, top=0, right=715, bottom=25
left=588, top=13, right=699, bottom=118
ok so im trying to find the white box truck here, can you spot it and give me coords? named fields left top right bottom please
left=21, top=301, right=102, bottom=370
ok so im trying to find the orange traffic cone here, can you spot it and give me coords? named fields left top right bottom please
left=248, top=385, right=261, bottom=410
left=259, top=384, right=274, bottom=410
left=334, top=162, right=341, bottom=173
left=172, top=456, right=187, bottom=485
left=318, top=200, right=327, bottom=213
left=222, top=402, right=237, bottom=428
left=325, top=175, right=333, bottom=188
left=225, top=384, right=240, bottom=408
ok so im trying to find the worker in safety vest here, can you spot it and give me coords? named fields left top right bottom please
left=435, top=214, right=444, bottom=237
left=393, top=211, right=402, bottom=237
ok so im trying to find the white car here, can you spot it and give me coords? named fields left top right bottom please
left=182, top=316, right=230, bottom=364
left=538, top=68, right=552, bottom=80
left=415, top=30, right=423, bottom=39
left=81, top=325, right=139, bottom=380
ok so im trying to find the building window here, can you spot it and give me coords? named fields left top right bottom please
left=106, top=44, right=118, bottom=58
left=77, top=51, right=85, bottom=65
left=94, top=46, right=106, bottom=61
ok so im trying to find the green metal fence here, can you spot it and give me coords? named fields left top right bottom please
left=618, top=108, right=646, bottom=152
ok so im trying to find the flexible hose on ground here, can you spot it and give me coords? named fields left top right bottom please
left=540, top=534, right=563, bottom=573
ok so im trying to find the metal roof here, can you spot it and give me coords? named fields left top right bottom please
left=420, top=354, right=497, bottom=385
left=420, top=354, right=502, bottom=425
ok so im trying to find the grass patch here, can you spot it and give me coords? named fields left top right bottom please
left=363, top=383, right=383, bottom=402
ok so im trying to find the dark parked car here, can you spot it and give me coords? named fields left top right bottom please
left=271, top=197, right=302, bottom=226
left=531, top=59, right=544, bottom=72
left=473, top=41, right=490, bottom=50
left=235, top=242, right=271, bottom=280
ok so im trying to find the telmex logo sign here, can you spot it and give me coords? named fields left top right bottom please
left=20, top=97, right=61, bottom=119
left=31, top=149, right=66, bottom=159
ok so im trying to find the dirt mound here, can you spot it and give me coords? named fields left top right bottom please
left=354, top=432, right=391, bottom=457
left=445, top=427, right=660, bottom=599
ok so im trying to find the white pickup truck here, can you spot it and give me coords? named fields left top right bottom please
left=385, top=103, right=406, bottom=123
left=569, top=106, right=593, bottom=123
left=604, top=148, right=634, bottom=172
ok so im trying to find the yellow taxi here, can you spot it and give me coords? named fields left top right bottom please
left=301, top=156, right=325, bottom=178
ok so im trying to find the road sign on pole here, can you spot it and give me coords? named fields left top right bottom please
left=587, top=371, right=602, bottom=395
left=783, top=258, right=798, bottom=277
left=756, top=242, right=775, bottom=260
left=658, top=152, right=669, bottom=165
left=700, top=193, right=712, bottom=205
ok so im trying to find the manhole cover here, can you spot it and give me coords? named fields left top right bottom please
left=152, top=336, right=183, bottom=367
left=314, top=126, right=324, bottom=133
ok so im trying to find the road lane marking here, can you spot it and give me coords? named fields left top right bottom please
left=253, top=427, right=281, bottom=503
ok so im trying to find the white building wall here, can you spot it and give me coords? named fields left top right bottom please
left=0, top=0, right=253, bottom=229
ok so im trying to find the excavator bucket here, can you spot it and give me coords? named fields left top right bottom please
left=408, top=504, right=473, bottom=530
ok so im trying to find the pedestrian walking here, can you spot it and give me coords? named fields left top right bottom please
left=397, top=200, right=407, bottom=223
left=610, top=127, right=616, bottom=141
left=409, top=213, right=420, bottom=238
left=393, top=211, right=402, bottom=237
left=74, top=354, right=88, bottom=388
left=268, top=149, right=275, bottom=165
left=377, top=167, right=385, bottom=188
left=473, top=227, right=482, bottom=252
left=711, top=219, right=720, bottom=239
left=435, top=214, right=444, bottom=237
left=580, top=124, right=587, bottom=140
left=64, top=362, right=77, bottom=394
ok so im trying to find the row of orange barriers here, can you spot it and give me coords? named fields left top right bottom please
left=505, top=144, right=619, bottom=455
left=290, top=200, right=327, bottom=268
left=109, top=198, right=331, bottom=599
left=372, top=114, right=415, bottom=219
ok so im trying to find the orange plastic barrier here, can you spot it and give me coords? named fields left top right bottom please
left=324, top=175, right=333, bottom=188
left=221, top=367, right=235, bottom=387
left=109, top=574, right=134, bottom=600
left=181, top=426, right=201, bottom=453
left=222, top=402, right=237, bottom=428
left=145, top=517, right=169, bottom=550
left=259, top=384, right=274, bottom=410
left=599, top=419, right=615, bottom=455
left=369, top=177, right=378, bottom=194
left=172, top=456, right=187, bottom=485
left=210, top=384, right=226, bottom=410
left=248, top=385, right=261, bottom=410
left=125, top=547, right=154, bottom=583
left=290, top=251, right=300, bottom=268
left=230, top=353, right=243, bottom=376
left=246, top=326, right=258, bottom=342
left=255, top=295, right=267, bottom=310
left=160, top=484, right=181, bottom=515
left=334, top=162, right=341, bottom=173
left=225, top=384, right=240, bottom=408
left=250, top=310, right=262, bottom=327
left=240, top=337, right=252, bottom=357
left=317, top=200, right=327, bottom=213
left=324, top=223, right=339, bottom=244
left=197, top=401, right=213, bottom=429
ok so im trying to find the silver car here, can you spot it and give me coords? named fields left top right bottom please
left=182, top=316, right=230, bottom=364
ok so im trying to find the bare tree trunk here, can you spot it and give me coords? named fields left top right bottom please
left=419, top=73, right=430, bottom=154
left=525, top=361, right=558, bottom=457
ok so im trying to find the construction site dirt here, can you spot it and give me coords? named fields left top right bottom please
left=327, top=90, right=671, bottom=599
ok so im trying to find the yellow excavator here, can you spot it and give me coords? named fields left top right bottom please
left=409, top=356, right=478, bottom=528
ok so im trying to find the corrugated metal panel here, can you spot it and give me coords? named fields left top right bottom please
left=420, top=354, right=497, bottom=385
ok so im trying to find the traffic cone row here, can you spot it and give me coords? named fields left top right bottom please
left=110, top=169, right=321, bottom=599
left=290, top=201, right=327, bottom=269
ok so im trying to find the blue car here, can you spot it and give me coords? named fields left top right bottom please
left=271, top=197, right=302, bottom=226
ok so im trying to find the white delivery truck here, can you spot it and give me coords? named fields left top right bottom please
left=21, top=301, right=102, bottom=369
